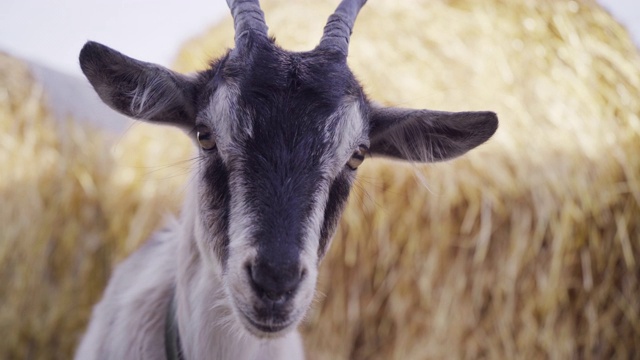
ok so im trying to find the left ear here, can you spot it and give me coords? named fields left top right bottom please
left=368, top=106, right=498, bottom=162
left=79, top=41, right=198, bottom=129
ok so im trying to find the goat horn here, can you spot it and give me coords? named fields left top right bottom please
left=226, top=0, right=268, bottom=49
left=316, top=0, right=367, bottom=57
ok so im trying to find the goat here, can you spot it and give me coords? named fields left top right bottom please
left=75, top=0, right=498, bottom=359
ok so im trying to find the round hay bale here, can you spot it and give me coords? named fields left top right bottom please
left=175, top=0, right=639, bottom=359
left=0, top=53, right=191, bottom=359
left=1, top=0, right=638, bottom=358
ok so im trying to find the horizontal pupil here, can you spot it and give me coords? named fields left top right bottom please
left=352, top=154, right=365, bottom=160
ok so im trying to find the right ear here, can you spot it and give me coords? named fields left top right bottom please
left=79, top=41, right=197, bottom=128
left=368, top=105, right=498, bottom=162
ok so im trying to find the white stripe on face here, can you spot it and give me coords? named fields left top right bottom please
left=204, top=93, right=366, bottom=336
left=204, top=83, right=253, bottom=161
left=303, top=100, right=366, bottom=262
left=326, top=100, right=368, bottom=175
left=200, top=82, right=258, bottom=273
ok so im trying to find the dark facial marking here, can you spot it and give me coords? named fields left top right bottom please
left=197, top=37, right=366, bottom=271
left=201, top=155, right=231, bottom=268
left=222, top=41, right=360, bottom=256
left=318, top=171, right=353, bottom=258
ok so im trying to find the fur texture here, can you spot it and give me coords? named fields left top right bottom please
left=75, top=1, right=498, bottom=358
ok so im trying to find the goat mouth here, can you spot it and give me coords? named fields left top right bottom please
left=237, top=308, right=295, bottom=336
left=245, top=315, right=292, bottom=333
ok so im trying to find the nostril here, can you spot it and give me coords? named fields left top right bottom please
left=263, top=290, right=286, bottom=303
left=248, top=261, right=303, bottom=303
left=246, top=263, right=254, bottom=280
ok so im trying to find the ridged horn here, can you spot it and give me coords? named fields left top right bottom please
left=316, top=0, right=367, bottom=57
left=226, top=0, right=268, bottom=49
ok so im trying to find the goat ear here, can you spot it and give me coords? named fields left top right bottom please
left=368, top=106, right=498, bottom=162
left=79, top=41, right=197, bottom=128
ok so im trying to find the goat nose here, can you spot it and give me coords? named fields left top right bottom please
left=248, top=262, right=304, bottom=302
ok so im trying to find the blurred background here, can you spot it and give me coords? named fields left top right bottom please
left=0, top=0, right=638, bottom=75
left=1, top=0, right=639, bottom=359
left=0, top=0, right=640, bottom=75
left=0, top=0, right=638, bottom=130
left=0, top=0, right=638, bottom=128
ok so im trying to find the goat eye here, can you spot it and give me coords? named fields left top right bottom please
left=196, top=125, right=216, bottom=150
left=346, top=145, right=368, bottom=170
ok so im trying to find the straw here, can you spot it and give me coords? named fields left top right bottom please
left=1, top=0, right=639, bottom=358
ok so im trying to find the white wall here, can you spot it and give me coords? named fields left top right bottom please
left=0, top=0, right=227, bottom=75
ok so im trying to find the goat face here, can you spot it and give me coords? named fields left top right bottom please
left=79, top=0, right=498, bottom=339
left=197, top=44, right=368, bottom=337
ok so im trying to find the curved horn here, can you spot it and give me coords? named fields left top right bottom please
left=316, top=0, right=367, bottom=57
left=226, top=0, right=268, bottom=49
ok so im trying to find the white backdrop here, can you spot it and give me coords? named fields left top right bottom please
left=0, top=0, right=225, bottom=75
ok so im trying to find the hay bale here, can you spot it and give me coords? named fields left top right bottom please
left=0, top=53, right=191, bottom=359
left=176, top=0, right=640, bottom=358
left=0, top=0, right=638, bottom=358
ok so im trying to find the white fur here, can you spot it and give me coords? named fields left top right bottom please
left=75, top=185, right=305, bottom=360
left=76, top=94, right=365, bottom=360
left=206, top=83, right=253, bottom=159
left=128, top=70, right=184, bottom=121
left=329, top=100, right=368, bottom=173
left=308, top=100, right=366, bottom=258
